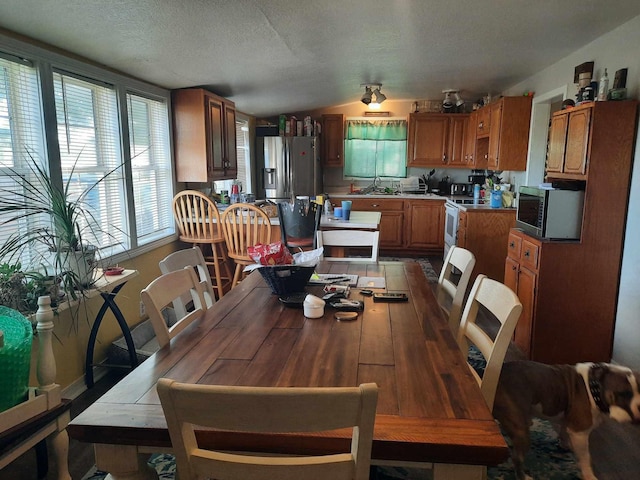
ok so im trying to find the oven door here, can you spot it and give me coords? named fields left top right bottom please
left=444, top=202, right=459, bottom=259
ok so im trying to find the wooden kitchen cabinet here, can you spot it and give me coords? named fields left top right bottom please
left=407, top=113, right=468, bottom=167
left=504, top=231, right=539, bottom=358
left=463, top=110, right=477, bottom=165
left=476, top=106, right=490, bottom=138
left=321, top=114, right=344, bottom=167
left=332, top=197, right=404, bottom=249
left=546, top=103, right=592, bottom=178
left=173, top=88, right=237, bottom=182
left=504, top=100, right=638, bottom=364
left=457, top=208, right=515, bottom=283
left=486, top=96, right=532, bottom=171
left=405, top=200, right=444, bottom=251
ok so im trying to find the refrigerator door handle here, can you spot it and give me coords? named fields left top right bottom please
left=284, top=140, right=292, bottom=200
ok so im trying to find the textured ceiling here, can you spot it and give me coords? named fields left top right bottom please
left=1, top=0, right=639, bottom=117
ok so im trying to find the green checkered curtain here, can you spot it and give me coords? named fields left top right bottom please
left=344, top=119, right=407, bottom=178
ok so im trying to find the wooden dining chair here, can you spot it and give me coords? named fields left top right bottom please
left=140, top=267, right=208, bottom=348
left=172, top=190, right=232, bottom=299
left=456, top=274, right=522, bottom=410
left=157, top=379, right=378, bottom=480
left=436, top=246, right=476, bottom=335
left=277, top=200, right=322, bottom=251
left=220, top=203, right=272, bottom=287
left=159, top=247, right=216, bottom=319
left=316, top=230, right=379, bottom=262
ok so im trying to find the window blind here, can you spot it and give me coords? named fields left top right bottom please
left=53, top=72, right=129, bottom=254
left=0, top=54, right=49, bottom=268
left=127, top=92, right=174, bottom=244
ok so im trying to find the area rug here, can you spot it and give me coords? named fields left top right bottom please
left=379, top=256, right=439, bottom=284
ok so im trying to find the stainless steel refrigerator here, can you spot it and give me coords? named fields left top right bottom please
left=256, top=136, right=322, bottom=202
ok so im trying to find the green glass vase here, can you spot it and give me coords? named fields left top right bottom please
left=0, top=306, right=33, bottom=412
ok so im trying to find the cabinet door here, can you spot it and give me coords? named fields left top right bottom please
left=379, top=211, right=404, bottom=248
left=207, top=96, right=225, bottom=179
left=321, top=114, right=344, bottom=167
left=447, top=115, right=468, bottom=167
left=564, top=108, right=591, bottom=175
left=476, top=107, right=490, bottom=138
left=224, top=103, right=237, bottom=177
left=463, top=111, right=477, bottom=165
left=406, top=201, right=444, bottom=248
left=487, top=102, right=502, bottom=170
left=546, top=112, right=568, bottom=173
left=457, top=211, right=467, bottom=247
left=513, top=266, right=536, bottom=358
left=407, top=114, right=449, bottom=166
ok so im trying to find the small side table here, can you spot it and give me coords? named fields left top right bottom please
left=83, top=269, right=139, bottom=388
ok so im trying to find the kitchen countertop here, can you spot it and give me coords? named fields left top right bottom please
left=267, top=210, right=382, bottom=229
left=328, top=191, right=516, bottom=210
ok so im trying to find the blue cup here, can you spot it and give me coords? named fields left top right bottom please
left=341, top=200, right=352, bottom=220
left=334, top=207, right=343, bottom=218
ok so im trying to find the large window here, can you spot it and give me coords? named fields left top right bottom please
left=344, top=119, right=407, bottom=178
left=0, top=42, right=174, bottom=271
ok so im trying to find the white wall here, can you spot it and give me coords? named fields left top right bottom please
left=504, top=14, right=640, bottom=369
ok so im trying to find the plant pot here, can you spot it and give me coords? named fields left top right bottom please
left=62, top=247, right=97, bottom=288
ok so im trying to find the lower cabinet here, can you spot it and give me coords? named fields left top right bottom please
left=457, top=208, right=516, bottom=282
left=405, top=200, right=444, bottom=250
left=504, top=232, right=539, bottom=358
left=331, top=197, right=444, bottom=253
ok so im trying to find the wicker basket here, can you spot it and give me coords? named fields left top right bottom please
left=258, top=265, right=315, bottom=295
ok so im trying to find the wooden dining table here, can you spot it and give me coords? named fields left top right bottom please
left=68, top=261, right=508, bottom=480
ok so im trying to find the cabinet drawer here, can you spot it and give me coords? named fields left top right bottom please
left=507, top=232, right=522, bottom=259
left=521, top=240, right=540, bottom=271
left=345, top=198, right=404, bottom=211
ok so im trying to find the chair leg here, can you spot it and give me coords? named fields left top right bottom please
left=232, top=263, right=243, bottom=287
left=210, top=242, right=225, bottom=299
left=216, top=241, right=233, bottom=290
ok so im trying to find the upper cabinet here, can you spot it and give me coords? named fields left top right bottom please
left=407, top=113, right=469, bottom=167
left=546, top=103, right=593, bottom=178
left=173, top=88, right=237, bottom=182
left=484, top=96, right=533, bottom=171
left=321, top=114, right=344, bottom=167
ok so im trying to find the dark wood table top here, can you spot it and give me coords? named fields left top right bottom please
left=68, top=261, right=508, bottom=466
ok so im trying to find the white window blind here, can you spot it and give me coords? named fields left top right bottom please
left=127, top=92, right=173, bottom=244
left=235, top=117, right=250, bottom=193
left=53, top=72, right=129, bottom=254
left=0, top=54, right=49, bottom=268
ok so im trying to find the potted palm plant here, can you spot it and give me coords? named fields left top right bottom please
left=0, top=150, right=121, bottom=305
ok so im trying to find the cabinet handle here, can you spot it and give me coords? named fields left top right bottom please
left=371, top=204, right=379, bottom=207
left=512, top=265, right=517, bottom=271
left=509, top=241, right=515, bottom=248
left=442, top=154, right=447, bottom=163
left=478, top=121, right=484, bottom=129
left=524, top=250, right=530, bottom=258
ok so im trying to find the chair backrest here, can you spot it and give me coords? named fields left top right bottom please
left=220, top=203, right=272, bottom=262
left=141, top=267, right=208, bottom=348
left=316, top=230, right=379, bottom=262
left=159, top=247, right=216, bottom=318
left=436, top=246, right=476, bottom=335
left=172, top=190, right=222, bottom=243
left=157, top=379, right=378, bottom=480
left=277, top=200, right=322, bottom=250
left=456, top=274, right=522, bottom=410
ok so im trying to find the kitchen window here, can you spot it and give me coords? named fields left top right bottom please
left=0, top=41, right=174, bottom=270
left=343, top=119, right=407, bottom=178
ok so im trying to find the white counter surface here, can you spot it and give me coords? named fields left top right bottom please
left=268, top=210, right=381, bottom=229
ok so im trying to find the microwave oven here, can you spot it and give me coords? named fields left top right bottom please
left=516, top=186, right=585, bottom=239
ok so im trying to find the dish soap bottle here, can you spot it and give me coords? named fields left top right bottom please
left=597, top=68, right=609, bottom=101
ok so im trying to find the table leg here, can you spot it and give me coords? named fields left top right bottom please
left=95, top=444, right=158, bottom=480
left=50, top=428, right=71, bottom=480
left=85, top=283, right=138, bottom=388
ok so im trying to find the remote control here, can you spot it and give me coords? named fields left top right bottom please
left=373, top=293, right=409, bottom=302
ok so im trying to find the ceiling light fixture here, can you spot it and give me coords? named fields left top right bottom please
left=361, top=83, right=386, bottom=107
